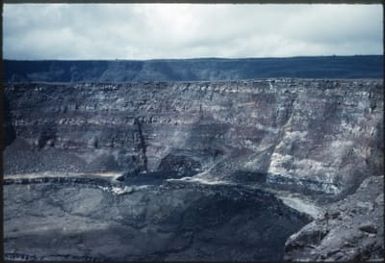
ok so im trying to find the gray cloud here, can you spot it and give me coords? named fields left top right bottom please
left=3, top=4, right=383, bottom=60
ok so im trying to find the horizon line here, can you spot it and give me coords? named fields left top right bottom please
left=4, top=54, right=383, bottom=62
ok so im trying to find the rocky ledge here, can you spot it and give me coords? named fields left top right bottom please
left=284, top=175, right=384, bottom=261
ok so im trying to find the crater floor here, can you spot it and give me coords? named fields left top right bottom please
left=4, top=175, right=310, bottom=261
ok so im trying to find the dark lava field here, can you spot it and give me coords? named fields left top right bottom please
left=3, top=56, right=384, bottom=261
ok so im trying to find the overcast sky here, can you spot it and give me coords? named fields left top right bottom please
left=3, top=4, right=383, bottom=60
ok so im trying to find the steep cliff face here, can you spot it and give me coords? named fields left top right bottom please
left=4, top=79, right=383, bottom=198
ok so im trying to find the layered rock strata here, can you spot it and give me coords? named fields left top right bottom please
left=4, top=79, right=383, bottom=198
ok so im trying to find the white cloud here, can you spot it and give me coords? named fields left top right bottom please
left=3, top=4, right=383, bottom=60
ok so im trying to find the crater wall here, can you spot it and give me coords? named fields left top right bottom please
left=4, top=79, right=383, bottom=198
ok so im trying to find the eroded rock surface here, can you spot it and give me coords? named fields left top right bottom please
left=284, top=175, right=384, bottom=261
left=4, top=79, right=383, bottom=198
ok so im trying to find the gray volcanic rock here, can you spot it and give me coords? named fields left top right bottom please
left=284, top=175, right=384, bottom=261
left=4, top=178, right=310, bottom=261
left=4, top=79, right=383, bottom=198
left=157, top=154, right=202, bottom=178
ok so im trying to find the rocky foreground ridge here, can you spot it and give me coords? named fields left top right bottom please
left=3, top=77, right=384, bottom=261
left=285, top=175, right=384, bottom=261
